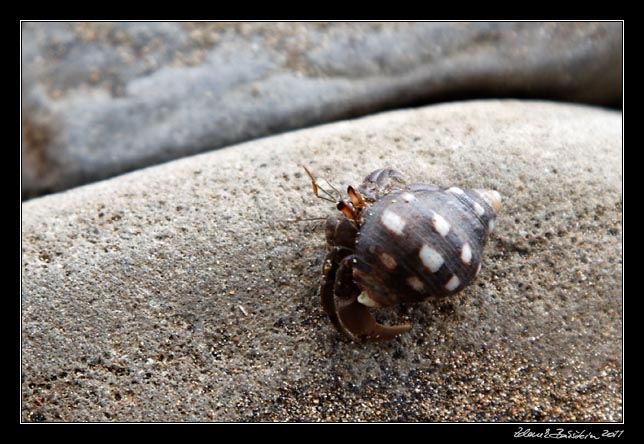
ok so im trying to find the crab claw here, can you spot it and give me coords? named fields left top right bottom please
left=335, top=297, right=412, bottom=341
left=320, top=255, right=411, bottom=341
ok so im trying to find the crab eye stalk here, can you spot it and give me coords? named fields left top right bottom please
left=347, top=186, right=366, bottom=208
left=336, top=200, right=358, bottom=221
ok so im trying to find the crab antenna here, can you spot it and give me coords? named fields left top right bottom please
left=324, top=179, right=344, bottom=201
left=303, top=166, right=337, bottom=203
left=317, top=182, right=339, bottom=202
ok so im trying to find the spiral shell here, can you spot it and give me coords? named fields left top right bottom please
left=352, top=184, right=501, bottom=308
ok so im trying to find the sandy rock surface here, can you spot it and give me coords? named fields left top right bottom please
left=22, top=101, right=622, bottom=422
left=22, top=22, right=622, bottom=198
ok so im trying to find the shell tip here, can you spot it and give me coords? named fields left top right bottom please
left=478, top=189, right=502, bottom=214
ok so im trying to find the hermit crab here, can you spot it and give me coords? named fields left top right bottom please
left=305, top=167, right=501, bottom=341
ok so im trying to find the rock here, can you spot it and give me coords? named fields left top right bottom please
left=21, top=100, right=622, bottom=422
left=22, top=22, right=622, bottom=198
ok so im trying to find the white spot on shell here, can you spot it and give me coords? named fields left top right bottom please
left=445, top=275, right=461, bottom=292
left=473, top=202, right=485, bottom=217
left=419, top=244, right=444, bottom=273
left=407, top=276, right=425, bottom=292
left=488, top=218, right=496, bottom=232
left=379, top=252, right=397, bottom=270
left=381, top=210, right=405, bottom=235
left=432, top=213, right=451, bottom=237
left=358, top=293, right=381, bottom=308
left=447, top=187, right=465, bottom=195
left=461, top=243, right=472, bottom=264
left=401, top=192, right=416, bottom=203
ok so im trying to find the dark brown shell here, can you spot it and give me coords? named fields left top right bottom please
left=352, top=185, right=498, bottom=308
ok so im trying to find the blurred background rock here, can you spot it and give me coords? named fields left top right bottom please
left=21, top=22, right=622, bottom=199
